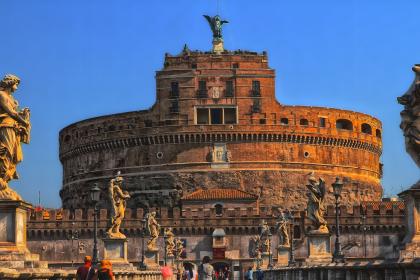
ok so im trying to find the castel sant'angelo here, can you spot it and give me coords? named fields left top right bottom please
left=59, top=15, right=383, bottom=211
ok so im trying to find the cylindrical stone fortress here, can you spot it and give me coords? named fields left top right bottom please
left=59, top=50, right=382, bottom=210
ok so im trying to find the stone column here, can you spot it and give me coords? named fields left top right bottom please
left=399, top=183, right=420, bottom=261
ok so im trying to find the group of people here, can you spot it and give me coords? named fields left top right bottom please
left=76, top=256, right=115, bottom=280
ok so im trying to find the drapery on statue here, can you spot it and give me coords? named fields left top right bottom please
left=275, top=212, right=290, bottom=247
left=398, top=65, right=420, bottom=169
left=106, top=172, right=130, bottom=239
left=259, top=219, right=271, bottom=254
left=146, top=211, right=160, bottom=251
left=0, top=74, right=30, bottom=201
left=250, top=235, right=262, bottom=259
left=203, top=15, right=229, bottom=41
left=306, top=174, right=328, bottom=233
left=164, top=227, right=175, bottom=257
left=175, top=238, right=184, bottom=259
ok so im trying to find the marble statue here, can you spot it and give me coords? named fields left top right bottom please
left=175, top=238, right=184, bottom=259
left=251, top=235, right=262, bottom=259
left=164, top=227, right=175, bottom=257
left=106, top=172, right=131, bottom=239
left=398, top=65, right=420, bottom=168
left=146, top=211, right=160, bottom=251
left=203, top=15, right=229, bottom=41
left=306, top=174, right=328, bottom=233
left=259, top=220, right=271, bottom=254
left=0, top=74, right=30, bottom=201
left=275, top=212, right=290, bottom=247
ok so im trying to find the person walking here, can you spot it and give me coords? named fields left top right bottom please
left=256, top=268, right=264, bottom=280
left=200, top=256, right=214, bottom=280
left=244, top=267, right=253, bottom=280
left=76, top=256, right=95, bottom=280
left=96, top=260, right=115, bottom=280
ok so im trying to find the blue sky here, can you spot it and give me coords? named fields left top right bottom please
left=1, top=0, right=419, bottom=207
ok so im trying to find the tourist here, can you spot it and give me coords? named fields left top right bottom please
left=200, top=256, right=214, bottom=280
left=223, top=266, right=230, bottom=280
left=256, top=268, right=264, bottom=280
left=161, top=265, right=173, bottom=280
left=76, top=256, right=95, bottom=280
left=244, top=267, right=253, bottom=280
left=96, top=260, right=115, bottom=280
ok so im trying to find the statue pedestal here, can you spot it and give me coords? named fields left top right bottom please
left=399, top=181, right=420, bottom=261
left=277, top=246, right=290, bottom=267
left=103, top=238, right=135, bottom=270
left=0, top=200, right=47, bottom=269
left=212, top=39, right=224, bottom=54
left=306, top=232, right=332, bottom=264
left=144, top=249, right=160, bottom=270
left=261, top=252, right=270, bottom=268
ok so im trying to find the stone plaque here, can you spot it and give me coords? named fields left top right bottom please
left=306, top=233, right=332, bottom=264
left=105, top=242, right=123, bottom=259
left=0, top=213, right=13, bottom=242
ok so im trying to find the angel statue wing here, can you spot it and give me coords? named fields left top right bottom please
left=203, top=15, right=216, bottom=35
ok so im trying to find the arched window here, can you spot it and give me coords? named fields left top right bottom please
left=361, top=123, right=372, bottom=134
left=280, top=118, right=289, bottom=125
left=215, top=204, right=223, bottom=216
left=300, top=119, right=309, bottom=126
left=336, top=119, right=353, bottom=131
left=376, top=129, right=382, bottom=139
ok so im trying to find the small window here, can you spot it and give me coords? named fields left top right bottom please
left=224, top=108, right=237, bottom=124
left=280, top=118, right=289, bottom=125
left=108, top=125, right=116, bottom=131
left=251, top=100, right=261, bottom=113
left=376, top=129, right=382, bottom=139
left=251, top=80, right=261, bottom=96
left=170, top=81, right=179, bottom=98
left=64, top=135, right=71, bottom=143
left=361, top=123, right=372, bottom=134
left=232, top=63, right=239, bottom=69
left=198, top=80, right=207, bottom=98
left=319, top=117, right=326, bottom=128
left=192, top=63, right=197, bottom=69
left=259, top=119, right=266, bottom=124
left=197, top=108, right=209, bottom=124
left=210, top=108, right=223, bottom=124
left=293, top=225, right=301, bottom=239
left=336, top=119, right=353, bottom=130
left=300, top=119, right=309, bottom=126
left=215, top=204, right=223, bottom=216
left=225, top=81, right=234, bottom=97
left=170, top=101, right=179, bottom=113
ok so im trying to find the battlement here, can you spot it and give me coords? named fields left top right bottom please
left=28, top=202, right=405, bottom=240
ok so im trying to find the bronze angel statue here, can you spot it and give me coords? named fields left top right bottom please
left=203, top=15, right=229, bottom=40
left=306, top=174, right=328, bottom=233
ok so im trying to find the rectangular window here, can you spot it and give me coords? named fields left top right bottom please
left=199, top=80, right=207, bottom=90
left=224, top=108, right=237, bottom=124
left=232, top=63, right=239, bottom=69
left=170, top=81, right=179, bottom=98
left=252, top=80, right=261, bottom=96
left=210, top=108, right=223, bottom=124
left=198, top=80, right=207, bottom=98
left=225, top=81, right=234, bottom=97
left=319, top=117, right=326, bottom=128
left=197, top=108, right=209, bottom=124
left=196, top=107, right=237, bottom=125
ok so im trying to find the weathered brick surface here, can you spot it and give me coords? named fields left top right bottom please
left=59, top=50, right=382, bottom=209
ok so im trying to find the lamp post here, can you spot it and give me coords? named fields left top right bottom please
left=332, top=177, right=345, bottom=263
left=267, top=231, right=273, bottom=269
left=90, top=183, right=101, bottom=266
left=66, top=222, right=79, bottom=267
left=285, top=210, right=296, bottom=266
left=139, top=216, right=147, bottom=270
left=163, top=229, right=168, bottom=266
